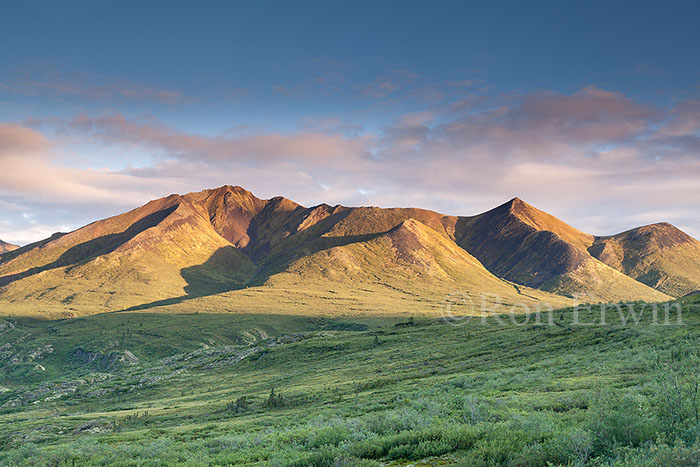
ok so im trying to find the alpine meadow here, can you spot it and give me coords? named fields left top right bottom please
left=2, top=2, right=700, bottom=466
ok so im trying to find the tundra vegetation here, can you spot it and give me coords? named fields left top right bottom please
left=1, top=295, right=700, bottom=466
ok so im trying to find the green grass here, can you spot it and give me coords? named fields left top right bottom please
left=1, top=296, right=700, bottom=465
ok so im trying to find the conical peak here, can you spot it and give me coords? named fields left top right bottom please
left=504, top=197, right=535, bottom=214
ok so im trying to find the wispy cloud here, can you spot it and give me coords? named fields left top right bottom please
left=354, top=70, right=420, bottom=98
left=656, top=99, right=700, bottom=137
left=0, top=69, right=187, bottom=104
left=0, top=122, right=172, bottom=205
left=48, top=113, right=376, bottom=166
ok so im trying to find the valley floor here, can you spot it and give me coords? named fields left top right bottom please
left=2, top=296, right=700, bottom=466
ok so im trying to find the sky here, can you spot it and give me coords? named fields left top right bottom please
left=1, top=0, right=699, bottom=244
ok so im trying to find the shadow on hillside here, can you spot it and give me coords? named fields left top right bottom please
left=0, top=233, right=67, bottom=263
left=120, top=231, right=383, bottom=312
left=0, top=205, right=178, bottom=287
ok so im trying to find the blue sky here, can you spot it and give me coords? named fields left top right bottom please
left=1, top=1, right=699, bottom=244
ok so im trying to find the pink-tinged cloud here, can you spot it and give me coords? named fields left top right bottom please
left=433, top=86, right=658, bottom=160
left=0, top=123, right=50, bottom=155
left=0, top=122, right=176, bottom=207
left=509, top=86, right=657, bottom=141
left=656, top=99, right=700, bottom=137
left=61, top=114, right=375, bottom=165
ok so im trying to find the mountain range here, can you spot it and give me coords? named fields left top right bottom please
left=0, top=186, right=696, bottom=317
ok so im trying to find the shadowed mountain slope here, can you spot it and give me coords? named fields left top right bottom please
left=590, top=223, right=700, bottom=297
left=454, top=198, right=670, bottom=302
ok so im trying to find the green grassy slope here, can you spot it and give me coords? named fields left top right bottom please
left=0, top=296, right=698, bottom=466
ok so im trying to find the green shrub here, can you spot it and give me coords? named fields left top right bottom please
left=306, top=425, right=351, bottom=449
left=588, top=390, right=657, bottom=455
left=592, top=439, right=700, bottom=466
left=285, top=446, right=378, bottom=467
left=348, top=425, right=478, bottom=461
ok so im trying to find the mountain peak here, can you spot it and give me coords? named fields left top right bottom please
left=490, top=197, right=537, bottom=217
left=266, top=196, right=303, bottom=212
left=387, top=218, right=452, bottom=266
left=489, top=198, right=594, bottom=250
left=188, top=185, right=258, bottom=201
left=503, top=196, right=540, bottom=214
left=641, top=222, right=688, bottom=236
left=212, top=184, right=254, bottom=195
left=505, top=197, right=539, bottom=215
left=603, top=221, right=696, bottom=250
left=180, top=185, right=265, bottom=247
left=590, top=221, right=700, bottom=297
left=0, top=239, right=19, bottom=254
